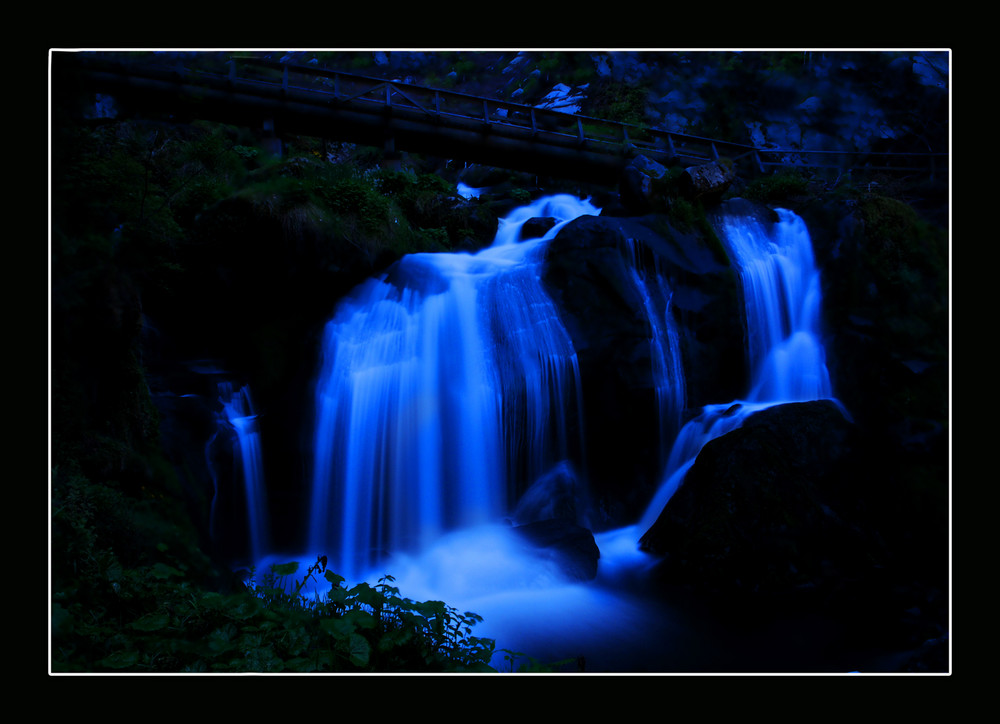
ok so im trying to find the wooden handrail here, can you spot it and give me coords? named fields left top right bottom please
left=64, top=53, right=947, bottom=181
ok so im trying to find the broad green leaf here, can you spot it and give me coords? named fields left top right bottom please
left=150, top=562, right=184, bottom=579
left=314, top=650, right=335, bottom=672
left=101, top=649, right=139, bottom=669
left=377, top=628, right=413, bottom=651
left=271, top=561, right=299, bottom=577
left=348, top=584, right=382, bottom=609
left=324, top=570, right=345, bottom=586
left=320, top=616, right=354, bottom=639
left=342, top=609, right=377, bottom=630
left=346, top=633, right=370, bottom=668
left=326, top=587, right=348, bottom=606
left=243, top=646, right=284, bottom=672
left=199, top=592, right=224, bottom=608
left=206, top=624, right=238, bottom=654
left=227, top=596, right=261, bottom=621
left=130, top=611, right=170, bottom=631
left=283, top=657, right=317, bottom=672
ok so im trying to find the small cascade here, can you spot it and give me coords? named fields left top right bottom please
left=208, top=382, right=271, bottom=564
left=720, top=207, right=832, bottom=404
left=622, top=237, right=686, bottom=468
left=309, top=194, right=599, bottom=580
left=638, top=204, right=837, bottom=534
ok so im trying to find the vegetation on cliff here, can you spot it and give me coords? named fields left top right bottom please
left=49, top=106, right=522, bottom=672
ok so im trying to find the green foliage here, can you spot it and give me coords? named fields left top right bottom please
left=743, top=170, right=811, bottom=203
left=451, top=58, right=478, bottom=77
left=584, top=77, right=649, bottom=126
left=52, top=444, right=504, bottom=673
left=52, top=549, right=500, bottom=673
left=373, top=168, right=456, bottom=223
left=640, top=168, right=728, bottom=263
left=853, top=193, right=948, bottom=361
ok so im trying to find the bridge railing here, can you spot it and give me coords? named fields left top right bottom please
left=64, top=52, right=947, bottom=183
left=229, top=56, right=762, bottom=168
left=230, top=57, right=947, bottom=180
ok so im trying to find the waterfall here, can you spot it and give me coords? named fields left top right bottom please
left=209, top=382, right=270, bottom=564
left=256, top=195, right=839, bottom=669
left=720, top=207, right=832, bottom=404
left=638, top=204, right=836, bottom=535
left=623, top=237, right=686, bottom=468
left=309, top=194, right=599, bottom=580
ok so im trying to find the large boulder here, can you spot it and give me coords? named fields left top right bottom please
left=541, top=213, right=745, bottom=524
left=681, top=161, right=736, bottom=200
left=511, top=518, right=600, bottom=582
left=618, top=154, right=672, bottom=213
left=638, top=400, right=880, bottom=595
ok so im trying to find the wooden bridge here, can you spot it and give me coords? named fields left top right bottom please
left=56, top=52, right=947, bottom=185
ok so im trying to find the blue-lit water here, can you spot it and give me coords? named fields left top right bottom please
left=308, top=194, right=599, bottom=581
left=638, top=204, right=839, bottom=535
left=234, top=195, right=844, bottom=671
left=209, top=382, right=271, bottom=565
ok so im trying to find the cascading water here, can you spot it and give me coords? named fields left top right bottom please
left=269, top=192, right=839, bottom=670
left=308, top=194, right=598, bottom=581
left=297, top=192, right=702, bottom=670
left=208, top=381, right=271, bottom=565
left=623, top=237, right=686, bottom=468
left=637, top=203, right=838, bottom=535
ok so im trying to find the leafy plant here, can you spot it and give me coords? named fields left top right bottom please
left=584, top=77, right=650, bottom=126
left=52, top=544, right=503, bottom=673
left=743, top=170, right=811, bottom=203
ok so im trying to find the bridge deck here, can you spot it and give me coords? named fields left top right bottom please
left=55, top=53, right=946, bottom=185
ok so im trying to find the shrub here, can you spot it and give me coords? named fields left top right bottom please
left=52, top=549, right=499, bottom=673
left=743, top=170, right=811, bottom=203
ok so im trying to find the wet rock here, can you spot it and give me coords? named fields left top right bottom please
left=541, top=213, right=744, bottom=523
left=618, top=154, right=671, bottom=213
left=512, top=518, right=600, bottom=582
left=520, top=216, right=558, bottom=239
left=681, top=161, right=736, bottom=200
left=638, top=399, right=880, bottom=595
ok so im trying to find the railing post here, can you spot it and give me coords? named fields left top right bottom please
left=577, top=117, right=585, bottom=146
left=530, top=109, right=538, bottom=137
left=281, top=65, right=288, bottom=94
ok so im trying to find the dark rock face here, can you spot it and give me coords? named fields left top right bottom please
left=541, top=213, right=745, bottom=524
left=682, top=161, right=736, bottom=200
left=520, top=216, right=558, bottom=240
left=511, top=518, right=600, bottom=582
left=511, top=461, right=587, bottom=527
left=618, top=154, right=671, bottom=214
left=638, top=400, right=878, bottom=595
